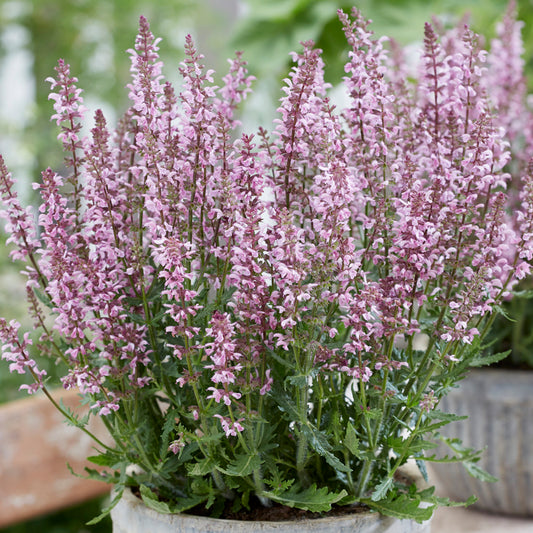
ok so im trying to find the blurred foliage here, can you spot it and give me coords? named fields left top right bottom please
left=235, top=0, right=533, bottom=85
left=489, top=280, right=533, bottom=369
left=0, top=0, right=239, bottom=174
left=0, top=496, right=111, bottom=533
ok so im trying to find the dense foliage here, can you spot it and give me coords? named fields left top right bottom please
left=1, top=5, right=533, bottom=523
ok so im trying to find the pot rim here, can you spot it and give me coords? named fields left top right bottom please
left=117, top=486, right=385, bottom=526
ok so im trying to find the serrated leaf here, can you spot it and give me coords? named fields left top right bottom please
left=263, top=484, right=348, bottom=513
left=362, top=407, right=382, bottom=420
left=416, top=458, right=429, bottom=483
left=469, top=350, right=510, bottom=367
left=424, top=435, right=483, bottom=464
left=418, top=486, right=477, bottom=508
left=124, top=311, right=149, bottom=325
left=301, top=424, right=350, bottom=473
left=511, top=288, right=533, bottom=299
left=147, top=308, right=167, bottom=326
left=67, top=461, right=124, bottom=486
left=388, top=436, right=437, bottom=455
left=493, top=303, right=517, bottom=321
left=422, top=409, right=468, bottom=432
left=285, top=368, right=318, bottom=387
left=270, top=383, right=300, bottom=419
left=434, top=494, right=478, bottom=508
left=371, top=477, right=394, bottom=501
left=191, top=477, right=217, bottom=510
left=344, top=422, right=361, bottom=457
left=464, top=462, right=498, bottom=482
left=363, top=492, right=434, bottom=523
left=267, top=350, right=296, bottom=370
left=59, top=398, right=90, bottom=428
left=33, top=287, right=52, bottom=308
left=160, top=409, right=180, bottom=459
left=140, top=485, right=173, bottom=514
left=86, top=453, right=121, bottom=468
left=187, top=457, right=216, bottom=476
left=86, top=487, right=124, bottom=525
left=427, top=410, right=468, bottom=423
left=140, top=484, right=207, bottom=514
left=82, top=465, right=122, bottom=484
left=285, top=373, right=309, bottom=387
left=219, top=453, right=263, bottom=477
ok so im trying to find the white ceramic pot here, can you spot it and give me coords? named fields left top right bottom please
left=434, top=368, right=533, bottom=516
left=111, top=487, right=432, bottom=533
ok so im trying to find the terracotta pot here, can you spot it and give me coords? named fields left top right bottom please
left=111, top=487, right=432, bottom=533
left=434, top=368, right=533, bottom=516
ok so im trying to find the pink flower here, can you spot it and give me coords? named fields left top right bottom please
left=214, top=414, right=245, bottom=437
left=207, top=387, right=242, bottom=406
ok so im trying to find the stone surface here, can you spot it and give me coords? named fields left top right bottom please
left=432, top=505, right=533, bottom=532
left=433, top=369, right=533, bottom=517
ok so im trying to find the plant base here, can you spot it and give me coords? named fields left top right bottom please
left=111, top=488, right=432, bottom=533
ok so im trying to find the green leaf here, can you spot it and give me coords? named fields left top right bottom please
left=267, top=349, right=296, bottom=371
left=426, top=410, right=468, bottom=423
left=463, top=462, right=498, bottom=483
left=424, top=435, right=484, bottom=464
left=511, top=288, right=533, bottom=299
left=417, top=485, right=478, bottom=509
left=469, top=350, right=510, bottom=367
left=58, top=398, right=90, bottom=428
left=140, top=484, right=207, bottom=514
left=160, top=409, right=180, bottom=459
left=422, top=409, right=468, bottom=432
left=140, top=485, right=173, bottom=514
left=371, top=477, right=394, bottom=501
left=270, top=383, right=300, bottom=419
left=301, top=424, right=351, bottom=473
left=187, top=457, right=216, bottom=476
left=432, top=493, right=478, bottom=508
left=191, top=477, right=217, bottom=510
left=415, top=458, right=429, bottom=483
left=219, top=453, right=264, bottom=477
left=285, top=368, right=318, bottom=387
left=344, top=422, right=361, bottom=457
left=363, top=492, right=434, bottom=524
left=86, top=487, right=124, bottom=525
left=67, top=461, right=124, bottom=486
left=33, top=287, right=52, bottom=309
left=492, top=303, right=517, bottom=321
left=388, top=436, right=437, bottom=455
left=86, top=452, right=122, bottom=468
left=263, top=484, right=348, bottom=513
left=362, top=407, right=382, bottom=421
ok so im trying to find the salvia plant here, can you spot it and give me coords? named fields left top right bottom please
left=1, top=5, right=532, bottom=523
left=481, top=2, right=533, bottom=370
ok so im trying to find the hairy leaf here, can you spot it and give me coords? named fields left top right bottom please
left=219, top=453, right=264, bottom=477
left=263, top=484, right=348, bottom=513
left=301, top=424, right=351, bottom=473
left=140, top=484, right=206, bottom=514
left=344, top=421, right=361, bottom=457
left=363, top=492, right=434, bottom=523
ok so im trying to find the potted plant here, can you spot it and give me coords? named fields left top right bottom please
left=432, top=2, right=533, bottom=517
left=0, top=6, right=531, bottom=531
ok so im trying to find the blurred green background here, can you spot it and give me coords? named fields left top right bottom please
left=0, top=0, right=531, bottom=531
